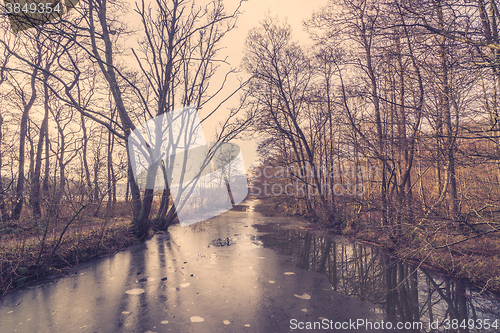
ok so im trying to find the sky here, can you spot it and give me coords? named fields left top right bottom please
left=222, top=0, right=328, bottom=62
left=186, top=0, right=329, bottom=169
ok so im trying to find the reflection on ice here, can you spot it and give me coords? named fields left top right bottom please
left=254, top=223, right=500, bottom=333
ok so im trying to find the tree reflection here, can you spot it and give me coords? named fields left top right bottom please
left=255, top=226, right=500, bottom=332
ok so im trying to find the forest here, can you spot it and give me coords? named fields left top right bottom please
left=245, top=0, right=500, bottom=294
left=0, top=0, right=500, bottom=296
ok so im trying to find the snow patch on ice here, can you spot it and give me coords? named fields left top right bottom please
left=190, top=316, right=204, bottom=322
left=294, top=293, right=311, bottom=300
left=125, top=288, right=145, bottom=295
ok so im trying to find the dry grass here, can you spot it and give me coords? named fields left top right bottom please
left=0, top=201, right=138, bottom=295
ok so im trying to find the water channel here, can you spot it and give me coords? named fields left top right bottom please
left=0, top=200, right=499, bottom=332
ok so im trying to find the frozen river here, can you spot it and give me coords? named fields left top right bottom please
left=1, top=200, right=499, bottom=332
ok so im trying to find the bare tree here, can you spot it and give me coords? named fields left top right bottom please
left=9, top=38, right=41, bottom=221
left=243, top=16, right=337, bottom=225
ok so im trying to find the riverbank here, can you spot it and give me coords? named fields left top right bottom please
left=0, top=203, right=139, bottom=295
left=255, top=197, right=500, bottom=295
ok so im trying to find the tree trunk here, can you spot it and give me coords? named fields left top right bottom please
left=31, top=74, right=50, bottom=218
left=80, top=113, right=92, bottom=201
left=0, top=114, right=8, bottom=222
left=89, top=0, right=147, bottom=238
left=106, top=115, right=115, bottom=214
left=42, top=120, right=50, bottom=195
left=437, top=1, right=459, bottom=218
left=12, top=65, right=38, bottom=221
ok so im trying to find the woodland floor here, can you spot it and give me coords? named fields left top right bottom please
left=0, top=202, right=139, bottom=295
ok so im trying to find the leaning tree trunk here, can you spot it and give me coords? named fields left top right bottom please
left=89, top=0, right=149, bottom=239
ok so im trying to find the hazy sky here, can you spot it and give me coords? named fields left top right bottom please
left=115, top=0, right=329, bottom=169
left=190, top=0, right=329, bottom=168
left=223, top=0, right=328, bottom=63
